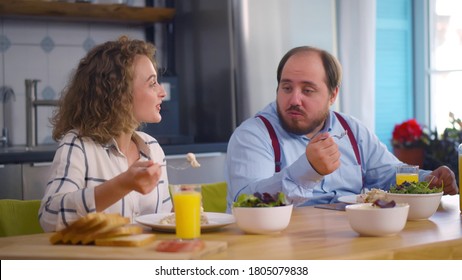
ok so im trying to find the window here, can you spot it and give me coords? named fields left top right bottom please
left=375, top=0, right=414, bottom=149
left=429, top=0, right=462, bottom=131
left=375, top=0, right=462, bottom=148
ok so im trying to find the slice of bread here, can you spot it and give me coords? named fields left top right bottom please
left=80, top=215, right=130, bottom=245
left=49, top=213, right=130, bottom=245
left=95, top=233, right=156, bottom=247
left=49, top=231, right=64, bottom=245
left=93, top=224, right=143, bottom=240
left=61, top=213, right=116, bottom=243
left=66, top=215, right=111, bottom=244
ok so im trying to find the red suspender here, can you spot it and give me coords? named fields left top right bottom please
left=334, top=112, right=364, bottom=188
left=257, top=115, right=281, bottom=172
left=257, top=112, right=362, bottom=173
left=334, top=112, right=361, bottom=165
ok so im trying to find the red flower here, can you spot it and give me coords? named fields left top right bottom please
left=392, top=119, right=427, bottom=148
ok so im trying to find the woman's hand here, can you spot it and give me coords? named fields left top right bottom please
left=95, top=160, right=163, bottom=211
left=126, top=160, right=162, bottom=194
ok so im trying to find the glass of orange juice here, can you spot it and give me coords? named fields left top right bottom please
left=170, top=184, right=202, bottom=240
left=396, top=164, right=419, bottom=185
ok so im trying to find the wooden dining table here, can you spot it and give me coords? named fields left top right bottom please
left=0, top=195, right=461, bottom=260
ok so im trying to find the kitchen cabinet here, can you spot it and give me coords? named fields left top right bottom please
left=0, top=164, right=22, bottom=199
left=0, top=0, right=175, bottom=24
left=0, top=162, right=51, bottom=200
left=22, top=162, right=52, bottom=200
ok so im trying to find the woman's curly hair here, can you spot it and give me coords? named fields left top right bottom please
left=51, top=35, right=157, bottom=144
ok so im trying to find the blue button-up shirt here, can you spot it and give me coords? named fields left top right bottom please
left=225, top=102, right=431, bottom=212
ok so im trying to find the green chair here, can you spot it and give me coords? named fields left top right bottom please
left=0, top=199, right=44, bottom=237
left=201, top=182, right=228, bottom=213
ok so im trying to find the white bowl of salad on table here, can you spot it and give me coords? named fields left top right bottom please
left=386, top=181, right=443, bottom=220
left=232, top=192, right=293, bottom=234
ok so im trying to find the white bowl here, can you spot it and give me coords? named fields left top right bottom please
left=345, top=203, right=409, bottom=237
left=232, top=204, right=293, bottom=234
left=386, top=192, right=443, bottom=220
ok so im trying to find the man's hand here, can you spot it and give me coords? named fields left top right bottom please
left=426, top=166, right=458, bottom=195
left=305, top=132, right=341, bottom=175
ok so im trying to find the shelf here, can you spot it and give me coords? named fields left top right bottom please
left=0, top=0, right=175, bottom=24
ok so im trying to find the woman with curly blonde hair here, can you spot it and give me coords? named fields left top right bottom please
left=39, top=36, right=172, bottom=232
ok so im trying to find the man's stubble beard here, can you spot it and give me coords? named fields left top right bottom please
left=277, top=103, right=329, bottom=136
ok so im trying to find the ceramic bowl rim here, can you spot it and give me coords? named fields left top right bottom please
left=346, top=203, right=409, bottom=211
left=232, top=204, right=294, bottom=210
left=387, top=192, right=443, bottom=197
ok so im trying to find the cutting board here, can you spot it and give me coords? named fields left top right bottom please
left=0, top=233, right=227, bottom=260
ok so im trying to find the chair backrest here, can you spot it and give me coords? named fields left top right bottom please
left=0, top=199, right=44, bottom=237
left=201, top=182, right=227, bottom=213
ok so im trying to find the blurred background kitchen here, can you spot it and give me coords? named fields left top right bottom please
left=0, top=0, right=461, bottom=198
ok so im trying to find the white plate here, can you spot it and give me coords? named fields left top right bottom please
left=337, top=195, right=361, bottom=204
left=135, top=212, right=235, bottom=233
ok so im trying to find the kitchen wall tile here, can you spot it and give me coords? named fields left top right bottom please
left=1, top=17, right=147, bottom=146
left=0, top=51, right=4, bottom=83
left=36, top=106, right=54, bottom=145
left=0, top=97, right=14, bottom=147
left=131, top=0, right=146, bottom=7
left=97, top=0, right=146, bottom=6
left=40, top=36, right=55, bottom=53
left=0, top=35, right=11, bottom=53
left=4, top=46, right=47, bottom=94
left=4, top=45, right=47, bottom=145
left=1, top=54, right=5, bottom=139
left=7, top=94, right=26, bottom=146
left=48, top=45, right=86, bottom=97
left=94, top=0, right=127, bottom=4
left=83, top=37, right=96, bottom=52
left=48, top=21, right=89, bottom=45
left=89, top=24, right=144, bottom=44
left=3, top=19, right=48, bottom=45
left=5, top=90, right=53, bottom=145
left=42, top=86, right=56, bottom=100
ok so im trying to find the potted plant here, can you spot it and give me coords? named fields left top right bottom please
left=392, top=118, right=430, bottom=167
left=423, top=112, right=462, bottom=184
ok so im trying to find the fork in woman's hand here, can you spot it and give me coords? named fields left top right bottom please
left=162, top=153, right=201, bottom=170
left=163, top=162, right=192, bottom=170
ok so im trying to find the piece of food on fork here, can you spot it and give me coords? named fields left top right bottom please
left=186, top=152, right=201, bottom=168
